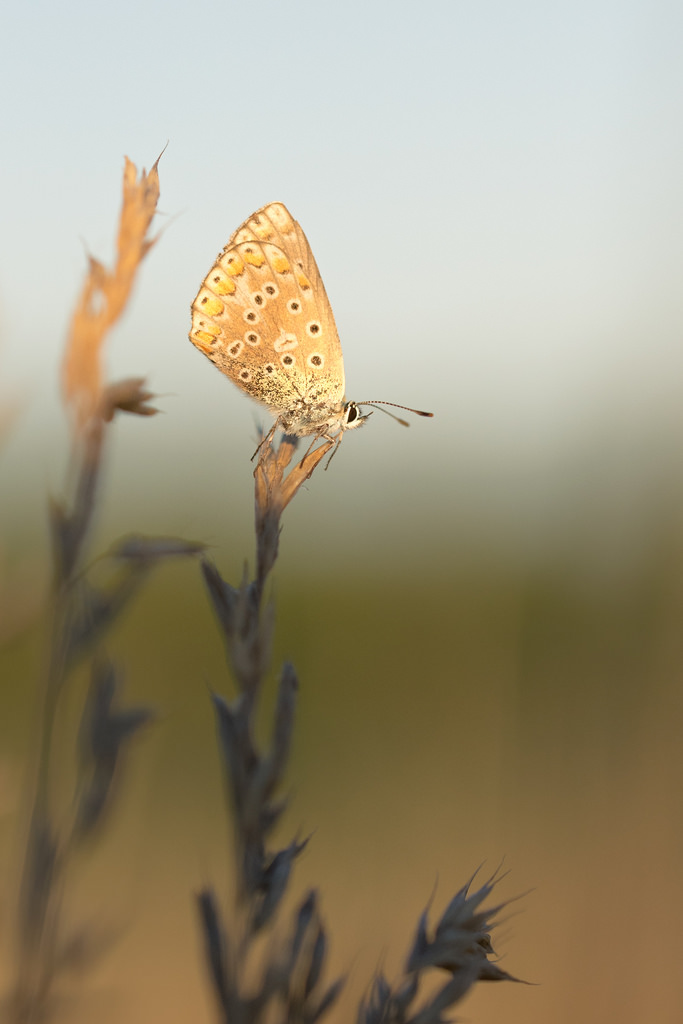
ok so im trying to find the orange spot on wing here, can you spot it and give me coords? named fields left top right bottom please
left=243, top=249, right=266, bottom=268
left=272, top=254, right=290, bottom=274
left=192, top=328, right=219, bottom=350
left=209, top=271, right=236, bottom=295
left=221, top=254, right=245, bottom=276
left=198, top=292, right=224, bottom=316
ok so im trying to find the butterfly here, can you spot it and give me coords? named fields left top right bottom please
left=189, top=202, right=432, bottom=448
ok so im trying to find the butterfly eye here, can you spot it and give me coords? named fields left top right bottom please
left=346, top=403, right=359, bottom=424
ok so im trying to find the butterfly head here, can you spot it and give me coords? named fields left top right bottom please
left=332, top=399, right=432, bottom=442
left=341, top=401, right=371, bottom=433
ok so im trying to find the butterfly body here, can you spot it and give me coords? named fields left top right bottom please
left=190, top=201, right=367, bottom=440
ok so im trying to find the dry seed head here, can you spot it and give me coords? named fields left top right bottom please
left=62, top=156, right=161, bottom=433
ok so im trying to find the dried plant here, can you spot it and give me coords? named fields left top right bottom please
left=196, top=434, right=522, bottom=1023
left=10, top=154, right=202, bottom=1023
left=357, top=871, right=522, bottom=1024
left=197, top=434, right=340, bottom=1024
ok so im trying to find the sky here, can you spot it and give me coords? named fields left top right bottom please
left=1, top=0, right=682, bottom=561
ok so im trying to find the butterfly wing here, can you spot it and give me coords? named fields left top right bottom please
left=190, top=202, right=346, bottom=421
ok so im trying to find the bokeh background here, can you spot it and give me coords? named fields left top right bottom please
left=2, top=1, right=683, bottom=1021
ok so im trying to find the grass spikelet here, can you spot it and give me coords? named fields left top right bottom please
left=61, top=154, right=162, bottom=434
left=196, top=431, right=521, bottom=1022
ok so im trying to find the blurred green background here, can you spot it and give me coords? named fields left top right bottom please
left=2, top=0, right=683, bottom=1020
left=2, top=423, right=683, bottom=1022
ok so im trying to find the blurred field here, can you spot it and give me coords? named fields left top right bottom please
left=2, top=441, right=683, bottom=1021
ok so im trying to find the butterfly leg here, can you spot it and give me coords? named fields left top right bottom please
left=250, top=420, right=280, bottom=462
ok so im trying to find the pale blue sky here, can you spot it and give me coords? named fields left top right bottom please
left=1, top=0, right=682, bottom=562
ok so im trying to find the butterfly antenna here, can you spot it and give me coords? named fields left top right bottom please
left=357, top=401, right=434, bottom=427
